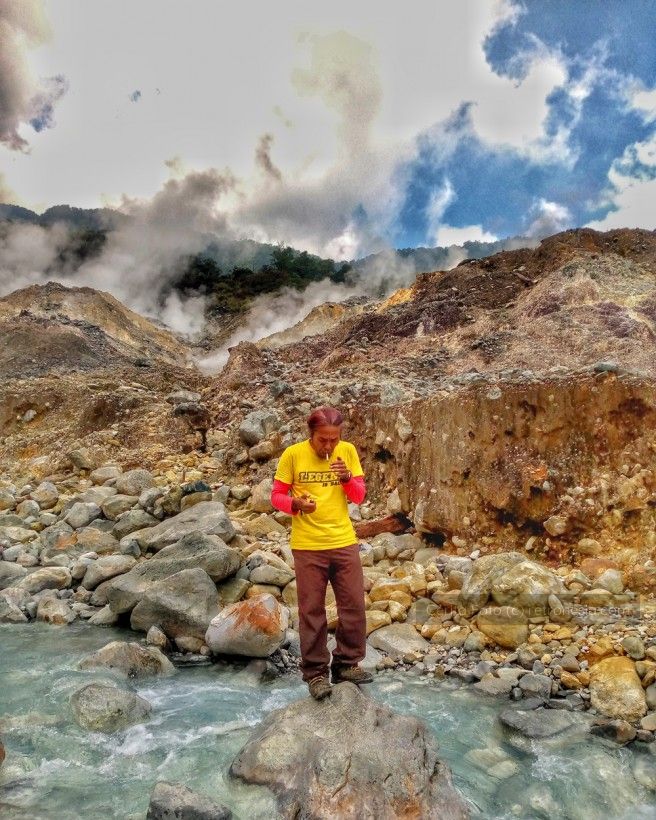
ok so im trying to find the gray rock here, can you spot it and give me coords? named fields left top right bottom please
left=81, top=555, right=137, bottom=590
left=0, top=489, right=16, bottom=511
left=71, top=683, right=151, bottom=733
left=89, top=465, right=123, bottom=485
left=499, top=706, right=577, bottom=738
left=406, top=598, right=439, bottom=626
left=458, top=552, right=525, bottom=615
left=249, top=564, right=295, bottom=587
left=146, top=781, right=231, bottom=820
left=596, top=569, right=624, bottom=594
left=64, top=502, right=102, bottom=529
left=114, top=469, right=155, bottom=497
left=0, top=562, right=28, bottom=590
left=67, top=448, right=96, bottom=470
left=88, top=605, right=119, bottom=626
left=78, top=640, right=175, bottom=678
left=216, top=577, right=251, bottom=605
left=205, top=594, right=288, bottom=658
left=77, top=486, right=118, bottom=505
left=622, top=635, right=645, bottom=660
left=250, top=478, right=274, bottom=513
left=125, top=502, right=236, bottom=553
left=31, top=481, right=59, bottom=509
left=0, top=525, right=38, bottom=545
left=473, top=674, right=515, bottom=697
left=230, top=682, right=469, bottom=819
left=15, top=567, right=71, bottom=594
left=518, top=673, right=552, bottom=700
left=36, top=596, right=76, bottom=624
left=112, top=509, right=159, bottom=541
left=106, top=532, right=240, bottom=614
left=368, top=623, right=431, bottom=659
left=0, top=595, right=28, bottom=623
left=130, top=568, right=219, bottom=639
left=238, top=410, right=280, bottom=446
left=102, top=494, right=139, bottom=521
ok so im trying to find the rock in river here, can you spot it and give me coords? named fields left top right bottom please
left=230, top=681, right=470, bottom=819
left=146, top=781, right=232, bottom=820
left=78, top=640, right=175, bottom=678
left=71, top=682, right=151, bottom=733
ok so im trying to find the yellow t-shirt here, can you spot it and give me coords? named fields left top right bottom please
left=274, top=439, right=364, bottom=550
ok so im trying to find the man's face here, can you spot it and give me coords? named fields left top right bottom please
left=310, top=425, right=341, bottom=459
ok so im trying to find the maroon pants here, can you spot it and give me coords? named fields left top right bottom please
left=291, top=543, right=367, bottom=681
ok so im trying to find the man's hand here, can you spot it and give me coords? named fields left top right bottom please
left=331, top=457, right=352, bottom=483
left=292, top=493, right=316, bottom=513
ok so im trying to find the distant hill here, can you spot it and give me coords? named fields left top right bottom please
left=0, top=203, right=126, bottom=230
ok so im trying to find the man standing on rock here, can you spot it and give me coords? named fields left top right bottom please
left=270, top=406, right=372, bottom=700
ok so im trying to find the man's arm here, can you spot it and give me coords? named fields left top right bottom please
left=341, top=474, right=366, bottom=504
left=270, top=478, right=299, bottom=515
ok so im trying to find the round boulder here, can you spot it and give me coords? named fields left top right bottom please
left=205, top=593, right=288, bottom=658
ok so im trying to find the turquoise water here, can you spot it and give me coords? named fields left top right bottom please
left=1, top=622, right=655, bottom=819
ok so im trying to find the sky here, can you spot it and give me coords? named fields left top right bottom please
left=1, top=0, right=655, bottom=260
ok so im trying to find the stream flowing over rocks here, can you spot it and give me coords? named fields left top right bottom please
left=3, top=228, right=656, bottom=817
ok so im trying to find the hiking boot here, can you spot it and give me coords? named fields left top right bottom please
left=308, top=675, right=332, bottom=700
left=331, top=665, right=373, bottom=685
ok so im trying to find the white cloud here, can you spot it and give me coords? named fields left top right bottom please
left=0, top=1, right=581, bottom=223
left=434, top=224, right=498, bottom=247
left=587, top=133, right=656, bottom=231
left=526, top=198, right=572, bottom=237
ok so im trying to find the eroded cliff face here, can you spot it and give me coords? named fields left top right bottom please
left=352, top=370, right=656, bottom=587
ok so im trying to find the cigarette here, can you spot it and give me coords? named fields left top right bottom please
left=325, top=453, right=329, bottom=461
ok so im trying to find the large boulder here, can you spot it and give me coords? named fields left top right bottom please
left=458, top=553, right=524, bottom=615
left=14, top=566, right=72, bottom=594
left=490, top=560, right=566, bottom=611
left=36, top=596, right=76, bottom=625
left=114, top=469, right=155, bottom=497
left=589, top=656, right=647, bottom=722
left=230, top=682, right=469, bottom=819
left=71, top=682, right=151, bottom=733
left=0, top=595, right=28, bottom=623
left=367, top=622, right=430, bottom=659
left=238, top=410, right=280, bottom=446
left=125, top=502, right=236, bottom=552
left=205, top=594, right=288, bottom=658
left=0, top=562, right=27, bottom=590
left=31, top=481, right=59, bottom=509
left=81, top=555, right=137, bottom=590
left=106, top=532, right=240, bottom=614
left=475, top=606, right=528, bottom=649
left=78, top=640, right=175, bottom=678
left=130, top=568, right=220, bottom=640
left=146, top=781, right=232, bottom=820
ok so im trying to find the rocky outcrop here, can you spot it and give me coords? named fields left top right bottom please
left=230, top=682, right=470, bottom=819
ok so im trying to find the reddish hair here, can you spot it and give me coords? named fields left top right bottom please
left=307, top=406, right=343, bottom=431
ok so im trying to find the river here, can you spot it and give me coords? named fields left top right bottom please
left=1, top=622, right=655, bottom=819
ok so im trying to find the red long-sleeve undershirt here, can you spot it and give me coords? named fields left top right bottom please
left=270, top=476, right=366, bottom=515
